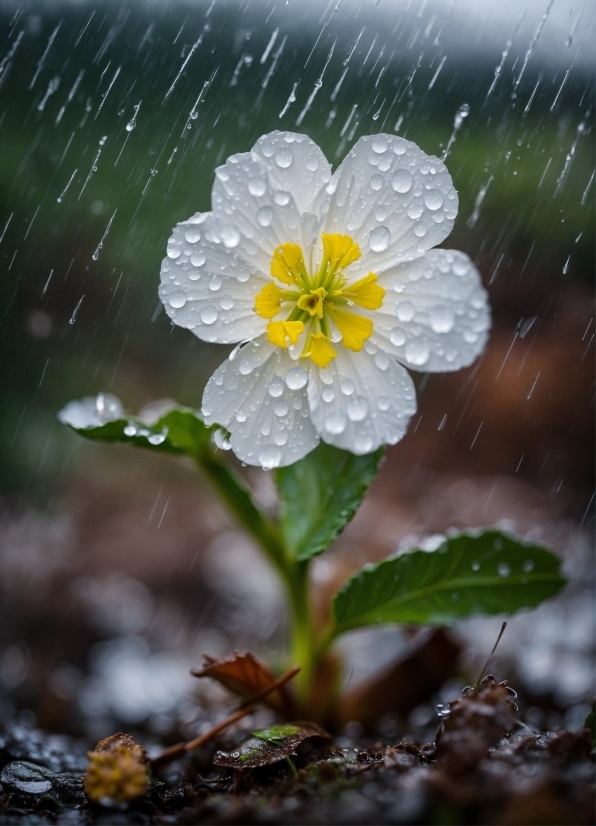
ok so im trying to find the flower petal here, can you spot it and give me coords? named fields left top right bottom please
left=159, top=213, right=268, bottom=344
left=211, top=151, right=311, bottom=277
left=307, top=348, right=417, bottom=454
left=370, top=249, right=491, bottom=372
left=251, top=131, right=332, bottom=215
left=202, top=339, right=319, bottom=468
left=319, top=134, right=458, bottom=275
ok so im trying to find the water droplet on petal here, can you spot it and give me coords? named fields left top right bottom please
left=390, top=327, right=407, bottom=346
left=429, top=305, right=455, bottom=333
left=169, top=290, right=187, bottom=309
left=424, top=189, right=444, bottom=211
left=391, top=169, right=413, bottom=193
left=369, top=225, right=391, bottom=252
left=199, top=305, right=218, bottom=324
left=396, top=301, right=415, bottom=322
left=259, top=445, right=282, bottom=469
left=405, top=339, right=430, bottom=366
left=275, top=147, right=294, bottom=168
left=325, top=412, right=346, bottom=434
left=340, top=379, right=355, bottom=396
left=268, top=377, right=284, bottom=397
left=286, top=366, right=308, bottom=390
left=185, top=227, right=201, bottom=243
left=220, top=225, right=241, bottom=248
left=257, top=206, right=273, bottom=227
left=248, top=177, right=267, bottom=197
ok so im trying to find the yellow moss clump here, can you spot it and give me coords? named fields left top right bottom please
left=83, top=732, right=148, bottom=806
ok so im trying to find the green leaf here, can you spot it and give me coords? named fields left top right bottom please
left=252, top=724, right=301, bottom=744
left=276, top=443, right=385, bottom=561
left=59, top=398, right=212, bottom=457
left=332, top=530, right=566, bottom=634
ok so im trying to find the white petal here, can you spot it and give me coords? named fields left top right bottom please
left=202, top=339, right=319, bottom=468
left=307, top=348, right=417, bottom=454
left=159, top=213, right=268, bottom=345
left=319, top=134, right=458, bottom=274
left=212, top=149, right=316, bottom=276
left=251, top=131, right=332, bottom=215
left=370, top=249, right=491, bottom=372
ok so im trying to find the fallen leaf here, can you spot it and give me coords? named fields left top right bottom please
left=192, top=651, right=295, bottom=717
left=214, top=721, right=331, bottom=769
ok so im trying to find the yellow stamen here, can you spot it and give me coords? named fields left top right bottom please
left=255, top=283, right=284, bottom=319
left=297, top=287, right=327, bottom=319
left=327, top=307, right=373, bottom=352
left=271, top=243, right=308, bottom=287
left=301, top=332, right=337, bottom=368
left=334, top=272, right=385, bottom=310
left=321, top=233, right=361, bottom=273
left=266, top=320, right=304, bottom=349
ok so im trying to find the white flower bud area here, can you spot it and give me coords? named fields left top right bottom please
left=159, top=131, right=490, bottom=468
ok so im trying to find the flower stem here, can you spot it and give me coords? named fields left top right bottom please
left=286, top=559, right=315, bottom=705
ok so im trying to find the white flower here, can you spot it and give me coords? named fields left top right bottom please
left=159, top=132, right=490, bottom=469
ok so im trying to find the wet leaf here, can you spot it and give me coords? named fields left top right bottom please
left=191, top=651, right=294, bottom=717
left=59, top=399, right=212, bottom=457
left=214, top=722, right=331, bottom=769
left=332, top=530, right=566, bottom=633
left=277, top=443, right=385, bottom=561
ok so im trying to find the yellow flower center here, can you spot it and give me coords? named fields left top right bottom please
left=254, top=233, right=385, bottom=368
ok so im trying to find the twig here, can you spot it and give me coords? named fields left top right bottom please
left=150, top=665, right=301, bottom=767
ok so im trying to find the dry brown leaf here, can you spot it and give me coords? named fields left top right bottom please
left=192, top=651, right=294, bottom=717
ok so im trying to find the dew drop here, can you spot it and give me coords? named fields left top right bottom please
left=391, top=169, right=413, bottom=193
left=370, top=174, right=384, bottom=191
left=369, top=225, right=391, bottom=252
left=268, top=377, right=284, bottom=397
left=220, top=225, right=241, bottom=248
left=168, top=290, right=187, bottom=309
left=199, top=305, right=218, bottom=324
left=257, top=206, right=273, bottom=227
left=286, top=366, right=308, bottom=390
left=522, top=559, right=535, bottom=572
left=274, top=399, right=289, bottom=417
left=371, top=137, right=387, bottom=153
left=322, top=385, right=335, bottom=403
left=275, top=147, right=294, bottom=168
left=340, top=379, right=355, bottom=396
left=274, top=190, right=291, bottom=206
left=497, top=562, right=511, bottom=577
left=390, top=327, right=407, bottom=346
left=406, top=203, right=424, bottom=220
left=424, top=190, right=444, bottom=211
left=355, top=433, right=374, bottom=452
left=190, top=251, right=206, bottom=267
left=429, top=305, right=455, bottom=333
left=405, top=339, right=430, bottom=366
left=185, top=227, right=201, bottom=243
left=259, top=445, right=282, bottom=469
left=396, top=301, right=415, bottom=322
left=248, top=177, right=267, bottom=197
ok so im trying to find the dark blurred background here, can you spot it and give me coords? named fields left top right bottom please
left=0, top=0, right=594, bottom=745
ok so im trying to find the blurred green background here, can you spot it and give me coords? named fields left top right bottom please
left=0, top=0, right=593, bottom=501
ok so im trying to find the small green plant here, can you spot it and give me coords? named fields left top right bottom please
left=59, top=131, right=566, bottom=713
left=59, top=396, right=566, bottom=709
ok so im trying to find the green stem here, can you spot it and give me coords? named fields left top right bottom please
left=196, top=446, right=318, bottom=705
left=286, top=560, right=315, bottom=704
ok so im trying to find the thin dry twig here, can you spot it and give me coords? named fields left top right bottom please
left=150, top=665, right=301, bottom=767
